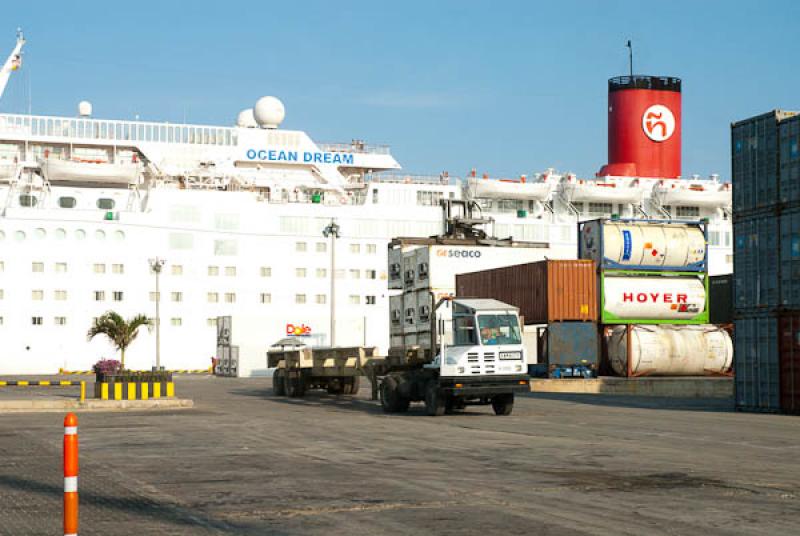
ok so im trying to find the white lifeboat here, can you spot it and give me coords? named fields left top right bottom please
left=560, top=178, right=643, bottom=204
left=0, top=161, right=16, bottom=181
left=653, top=181, right=732, bottom=208
left=42, top=158, right=140, bottom=186
left=467, top=177, right=552, bottom=201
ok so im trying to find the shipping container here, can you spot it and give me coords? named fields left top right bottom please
left=604, top=324, right=732, bottom=377
left=709, top=274, right=734, bottom=324
left=779, top=207, right=800, bottom=308
left=538, top=322, right=599, bottom=369
left=578, top=218, right=707, bottom=272
left=455, top=259, right=597, bottom=324
left=779, top=114, right=800, bottom=206
left=731, top=110, right=797, bottom=214
left=600, top=272, right=708, bottom=324
left=734, top=215, right=780, bottom=311
left=778, top=312, right=800, bottom=415
left=734, top=314, right=781, bottom=412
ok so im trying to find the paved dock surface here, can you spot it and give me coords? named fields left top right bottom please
left=0, top=376, right=798, bottom=535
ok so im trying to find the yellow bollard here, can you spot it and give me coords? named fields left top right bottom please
left=153, top=382, right=161, bottom=399
left=18, top=380, right=29, bottom=387
left=100, top=382, right=109, bottom=400
left=166, top=382, right=175, bottom=398
left=127, top=382, right=136, bottom=400
left=141, top=383, right=149, bottom=400
left=79, top=381, right=86, bottom=403
left=40, top=380, right=51, bottom=386
left=114, top=383, right=122, bottom=401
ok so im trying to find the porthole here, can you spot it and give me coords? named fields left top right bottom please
left=95, top=229, right=106, bottom=240
left=14, top=230, right=26, bottom=241
left=58, top=197, right=77, bottom=209
left=97, top=198, right=115, bottom=210
left=55, top=228, right=67, bottom=240
left=34, top=228, right=46, bottom=240
left=0, top=230, right=5, bottom=241
left=19, top=194, right=37, bottom=207
left=75, top=229, right=86, bottom=240
left=113, top=230, right=125, bottom=241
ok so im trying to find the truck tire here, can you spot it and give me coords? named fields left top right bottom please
left=344, top=376, right=361, bottom=395
left=273, top=369, right=286, bottom=396
left=285, top=374, right=306, bottom=398
left=424, top=381, right=446, bottom=417
left=380, top=377, right=409, bottom=413
left=327, top=378, right=345, bottom=395
left=491, top=393, right=514, bottom=416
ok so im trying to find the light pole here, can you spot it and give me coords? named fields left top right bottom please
left=322, top=219, right=340, bottom=347
left=148, top=257, right=166, bottom=370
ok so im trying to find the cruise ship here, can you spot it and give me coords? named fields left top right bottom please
left=0, top=32, right=733, bottom=374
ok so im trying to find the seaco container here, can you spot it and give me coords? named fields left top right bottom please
left=735, top=314, right=781, bottom=412
left=605, top=324, right=732, bottom=377
left=600, top=273, right=708, bottom=324
left=778, top=312, right=800, bottom=415
left=455, top=259, right=597, bottom=325
left=734, top=214, right=780, bottom=311
left=779, top=207, right=800, bottom=308
left=779, top=114, right=800, bottom=206
left=579, top=218, right=706, bottom=272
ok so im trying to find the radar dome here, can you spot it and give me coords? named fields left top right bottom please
left=236, top=108, right=257, bottom=128
left=253, top=96, right=285, bottom=129
left=78, top=101, right=92, bottom=117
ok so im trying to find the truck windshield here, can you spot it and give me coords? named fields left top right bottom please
left=478, top=314, right=522, bottom=346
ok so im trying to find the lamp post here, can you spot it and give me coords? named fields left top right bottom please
left=322, top=220, right=340, bottom=347
left=148, top=257, right=166, bottom=370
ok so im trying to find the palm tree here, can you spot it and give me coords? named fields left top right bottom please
left=87, top=312, right=151, bottom=370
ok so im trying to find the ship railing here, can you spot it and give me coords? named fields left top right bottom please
left=366, top=172, right=453, bottom=185
left=0, top=113, right=239, bottom=147
left=317, top=142, right=391, bottom=155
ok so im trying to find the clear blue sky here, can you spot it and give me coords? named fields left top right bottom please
left=2, top=0, right=798, bottom=180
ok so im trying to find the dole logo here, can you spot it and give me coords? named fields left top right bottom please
left=642, top=104, right=676, bottom=142
left=286, top=323, right=312, bottom=336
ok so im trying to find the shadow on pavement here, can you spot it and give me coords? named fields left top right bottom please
left=524, top=391, right=735, bottom=413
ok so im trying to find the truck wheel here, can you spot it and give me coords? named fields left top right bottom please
left=424, top=381, right=446, bottom=417
left=327, top=378, right=345, bottom=395
left=344, top=376, right=361, bottom=395
left=285, top=375, right=306, bottom=398
left=380, top=377, right=409, bottom=413
left=491, top=394, right=514, bottom=416
left=273, top=369, right=286, bottom=396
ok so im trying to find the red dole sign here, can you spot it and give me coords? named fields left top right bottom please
left=286, top=323, right=312, bottom=336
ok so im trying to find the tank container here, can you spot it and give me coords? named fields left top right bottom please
left=606, top=324, right=732, bottom=377
left=734, top=314, right=781, bottom=412
left=600, top=272, right=708, bottom=324
left=455, top=260, right=597, bottom=324
left=579, top=219, right=706, bottom=272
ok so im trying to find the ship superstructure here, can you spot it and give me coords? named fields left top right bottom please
left=0, top=34, right=732, bottom=374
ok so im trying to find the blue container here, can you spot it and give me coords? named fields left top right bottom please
left=779, top=114, right=800, bottom=206
left=734, top=215, right=779, bottom=311
left=541, top=322, right=599, bottom=370
left=780, top=207, right=800, bottom=308
left=734, top=314, right=781, bottom=412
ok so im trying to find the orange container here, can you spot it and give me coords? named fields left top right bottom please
left=456, top=260, right=597, bottom=324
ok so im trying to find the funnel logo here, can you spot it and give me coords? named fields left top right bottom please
left=286, top=323, right=312, bottom=337
left=642, top=104, right=675, bottom=142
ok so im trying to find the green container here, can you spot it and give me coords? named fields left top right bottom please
left=599, top=270, right=709, bottom=325
left=311, top=194, right=321, bottom=204
left=516, top=209, right=527, bottom=218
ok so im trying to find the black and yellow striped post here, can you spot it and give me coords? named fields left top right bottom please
left=97, top=380, right=175, bottom=400
left=0, top=380, right=86, bottom=402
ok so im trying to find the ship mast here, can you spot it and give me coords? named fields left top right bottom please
left=0, top=29, right=25, bottom=101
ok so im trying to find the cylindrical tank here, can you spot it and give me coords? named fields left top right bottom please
left=603, top=276, right=706, bottom=321
left=607, top=324, right=733, bottom=376
left=597, top=76, right=682, bottom=179
left=580, top=220, right=706, bottom=271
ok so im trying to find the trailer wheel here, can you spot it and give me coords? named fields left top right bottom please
left=491, top=393, right=514, bottom=416
left=273, top=369, right=286, bottom=396
left=344, top=376, right=361, bottom=395
left=285, top=374, right=306, bottom=398
left=327, top=378, right=345, bottom=395
left=424, top=381, right=446, bottom=417
left=380, top=377, right=409, bottom=413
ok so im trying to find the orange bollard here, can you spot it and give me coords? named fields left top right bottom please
left=63, top=413, right=79, bottom=536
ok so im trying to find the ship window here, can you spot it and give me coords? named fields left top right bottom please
left=417, top=191, right=443, bottom=207
left=349, top=269, right=360, bottom=279
left=366, top=270, right=377, bottom=279
left=350, top=244, right=361, bottom=254
left=372, top=188, right=379, bottom=204
left=349, top=295, right=361, bottom=305
left=296, top=268, right=307, bottom=278
left=171, top=318, right=182, bottom=327
left=58, top=197, right=77, bottom=209
left=0, top=289, right=3, bottom=299
left=213, top=239, right=238, bottom=256
left=708, top=231, right=720, bottom=246
left=260, top=266, right=271, bottom=277
left=207, top=318, right=217, bottom=327
left=171, top=265, right=183, bottom=276
left=94, top=291, right=105, bottom=301
left=113, top=291, right=124, bottom=302
left=366, top=296, right=376, bottom=305
left=97, top=198, right=115, bottom=210
left=112, top=264, right=124, bottom=274
left=31, top=317, right=43, bottom=326
left=55, top=317, right=67, bottom=326
left=150, top=292, right=160, bottom=302
left=295, top=241, right=307, bottom=252
left=316, top=268, right=327, bottom=278
left=31, top=290, right=43, bottom=301
left=316, top=242, right=327, bottom=253
left=260, top=293, right=272, bottom=304
left=171, top=292, right=183, bottom=302
left=295, top=294, right=306, bottom=304
left=676, top=206, right=700, bottom=218
left=207, top=292, right=219, bottom=303
left=55, top=290, right=67, bottom=301
left=32, top=262, right=44, bottom=273
left=588, top=202, right=613, bottom=215
left=94, top=264, right=106, bottom=274
left=224, top=292, right=236, bottom=303
left=19, top=194, right=37, bottom=207
left=315, top=294, right=326, bottom=304
left=55, top=262, right=68, bottom=273
left=366, top=244, right=377, bottom=254
left=208, top=266, right=219, bottom=276
left=225, top=266, right=237, bottom=277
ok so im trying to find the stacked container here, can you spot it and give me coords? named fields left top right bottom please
left=732, top=110, right=800, bottom=414
left=579, top=218, right=733, bottom=377
left=456, top=260, right=598, bottom=376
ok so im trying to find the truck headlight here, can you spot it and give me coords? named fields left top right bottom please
left=515, top=364, right=522, bottom=372
left=457, top=366, right=465, bottom=373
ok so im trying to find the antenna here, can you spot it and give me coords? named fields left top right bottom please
left=626, top=40, right=633, bottom=77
